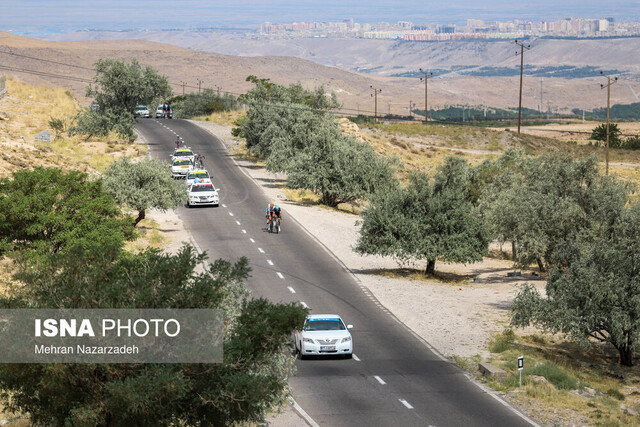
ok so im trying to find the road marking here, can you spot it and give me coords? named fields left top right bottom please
left=300, top=302, right=308, bottom=309
left=352, top=354, right=360, bottom=361
left=250, top=238, right=255, bottom=243
left=287, top=286, right=296, bottom=294
left=222, top=204, right=227, bottom=208
left=242, top=229, right=247, bottom=234
left=228, top=212, right=234, bottom=217
left=399, top=399, right=414, bottom=409
left=267, top=260, right=274, bottom=266
left=276, top=272, right=284, bottom=279
left=374, top=376, right=386, bottom=385
left=258, top=247, right=265, bottom=253
left=236, top=220, right=241, bottom=225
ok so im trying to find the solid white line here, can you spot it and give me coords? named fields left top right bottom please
left=352, top=354, right=360, bottom=361
left=250, top=238, right=255, bottom=243
left=288, top=397, right=320, bottom=427
left=399, top=399, right=414, bottom=409
left=236, top=220, right=241, bottom=225
left=287, top=286, right=296, bottom=294
left=228, top=212, right=234, bottom=217
left=300, top=302, right=308, bottom=308
left=242, top=229, right=247, bottom=234
left=374, top=376, right=386, bottom=385
left=267, top=260, right=274, bottom=266
left=276, top=272, right=284, bottom=279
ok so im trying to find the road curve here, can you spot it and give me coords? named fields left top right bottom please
left=137, top=118, right=535, bottom=427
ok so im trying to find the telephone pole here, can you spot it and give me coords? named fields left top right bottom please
left=214, top=85, right=221, bottom=95
left=409, top=100, right=413, bottom=119
left=601, top=71, right=618, bottom=175
left=515, top=39, right=530, bottom=134
left=419, top=68, right=432, bottom=122
left=370, top=85, right=382, bottom=122
left=197, top=79, right=203, bottom=93
left=180, top=81, right=186, bottom=96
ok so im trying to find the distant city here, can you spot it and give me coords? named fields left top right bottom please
left=259, top=17, right=640, bottom=40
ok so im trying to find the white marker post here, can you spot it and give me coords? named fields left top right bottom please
left=518, top=355, right=524, bottom=388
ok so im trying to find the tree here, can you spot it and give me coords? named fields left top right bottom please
left=591, top=123, right=622, bottom=148
left=0, top=245, right=308, bottom=425
left=0, top=168, right=134, bottom=258
left=171, top=89, right=239, bottom=119
left=512, top=201, right=640, bottom=366
left=68, top=108, right=135, bottom=142
left=356, top=157, right=488, bottom=274
left=102, top=157, right=186, bottom=226
left=478, top=150, right=630, bottom=271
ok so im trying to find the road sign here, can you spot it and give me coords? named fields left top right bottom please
left=518, top=356, right=524, bottom=371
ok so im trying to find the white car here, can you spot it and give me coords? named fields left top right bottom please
left=295, top=314, right=353, bottom=359
left=186, top=169, right=212, bottom=186
left=156, top=104, right=172, bottom=119
left=171, top=157, right=194, bottom=179
left=187, top=183, right=220, bottom=207
left=135, top=105, right=150, bottom=118
left=171, top=148, right=195, bottom=164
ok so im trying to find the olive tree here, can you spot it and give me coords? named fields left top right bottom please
left=356, top=157, right=488, bottom=274
left=102, top=157, right=186, bottom=226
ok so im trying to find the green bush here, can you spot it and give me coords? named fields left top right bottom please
left=526, top=362, right=579, bottom=390
left=489, top=329, right=516, bottom=353
left=606, top=388, right=625, bottom=401
left=172, top=89, right=239, bottom=119
left=622, top=135, right=640, bottom=150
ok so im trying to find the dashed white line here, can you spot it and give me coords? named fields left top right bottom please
left=352, top=354, right=360, bottom=361
left=236, top=220, right=241, bottom=225
left=258, top=247, right=265, bottom=253
left=287, top=286, right=296, bottom=294
left=399, top=399, right=414, bottom=409
left=267, top=260, right=274, bottom=266
left=276, top=272, right=284, bottom=279
left=300, top=302, right=308, bottom=309
left=242, top=229, right=247, bottom=234
left=250, top=238, right=255, bottom=243
left=374, top=376, right=386, bottom=385
left=222, top=204, right=227, bottom=208
left=228, top=212, right=234, bottom=217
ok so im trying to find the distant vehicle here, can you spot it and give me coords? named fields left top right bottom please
left=294, top=314, right=353, bottom=359
left=170, top=148, right=195, bottom=164
left=187, top=182, right=220, bottom=207
left=186, top=169, right=211, bottom=186
left=135, top=105, right=150, bottom=118
left=156, top=104, right=172, bottom=119
left=171, top=157, right=194, bottom=179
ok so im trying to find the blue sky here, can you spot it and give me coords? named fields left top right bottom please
left=2, top=1, right=639, bottom=32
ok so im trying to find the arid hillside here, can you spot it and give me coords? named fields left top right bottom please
left=3, top=31, right=640, bottom=114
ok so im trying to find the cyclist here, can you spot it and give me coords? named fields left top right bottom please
left=272, top=204, right=282, bottom=231
left=176, top=137, right=181, bottom=148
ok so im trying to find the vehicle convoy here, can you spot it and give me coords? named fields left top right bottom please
left=186, top=170, right=212, bottom=186
left=135, top=105, right=150, bottom=118
left=295, top=314, right=353, bottom=359
left=187, top=182, right=220, bottom=207
left=171, top=157, right=194, bottom=179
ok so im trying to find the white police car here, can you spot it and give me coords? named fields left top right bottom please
left=171, top=148, right=195, bottom=164
left=187, top=182, right=220, bottom=207
left=295, top=314, right=353, bottom=359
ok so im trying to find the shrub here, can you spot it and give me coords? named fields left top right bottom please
left=526, top=362, right=579, bottom=390
left=489, top=329, right=516, bottom=353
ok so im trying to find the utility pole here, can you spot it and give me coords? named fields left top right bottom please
left=419, top=68, right=433, bottom=123
left=370, top=85, right=382, bottom=122
left=214, top=85, right=221, bottom=95
left=539, top=78, right=543, bottom=113
left=515, top=39, right=531, bottom=134
left=601, top=71, right=618, bottom=175
left=180, top=81, right=186, bottom=96
left=197, top=79, right=203, bottom=93
left=388, top=102, right=391, bottom=115
left=409, top=100, right=413, bottom=119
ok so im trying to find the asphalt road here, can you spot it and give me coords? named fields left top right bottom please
left=137, top=118, right=534, bottom=427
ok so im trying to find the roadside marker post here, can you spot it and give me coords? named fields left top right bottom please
left=518, top=356, right=524, bottom=388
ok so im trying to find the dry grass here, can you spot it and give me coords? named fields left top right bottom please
left=192, top=109, right=245, bottom=127
left=124, top=218, right=167, bottom=253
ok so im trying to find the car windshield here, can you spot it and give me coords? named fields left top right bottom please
left=188, top=172, right=209, bottom=179
left=175, top=151, right=193, bottom=156
left=304, top=319, right=345, bottom=331
left=173, top=159, right=192, bottom=166
left=136, top=106, right=147, bottom=110
left=191, top=185, right=214, bottom=192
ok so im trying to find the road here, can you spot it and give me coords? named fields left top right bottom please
left=137, top=118, right=534, bottom=427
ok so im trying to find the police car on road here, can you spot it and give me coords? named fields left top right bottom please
left=186, top=182, right=220, bottom=207
left=294, top=314, right=353, bottom=359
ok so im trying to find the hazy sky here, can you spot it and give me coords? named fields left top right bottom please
left=2, top=0, right=639, bottom=32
